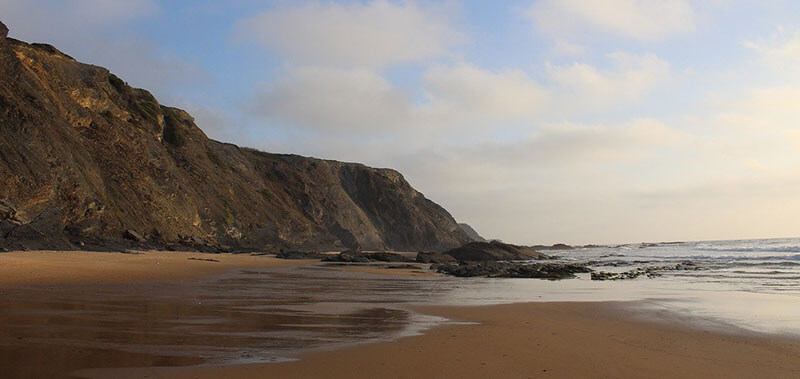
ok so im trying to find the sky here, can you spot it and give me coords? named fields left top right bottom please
left=2, top=0, right=800, bottom=245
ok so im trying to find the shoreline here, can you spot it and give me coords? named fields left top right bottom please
left=77, top=301, right=800, bottom=379
left=1, top=250, right=799, bottom=378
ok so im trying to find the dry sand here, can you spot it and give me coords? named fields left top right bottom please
left=78, top=302, right=800, bottom=379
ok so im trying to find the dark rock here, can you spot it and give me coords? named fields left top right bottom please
left=590, top=262, right=703, bottom=281
left=1, top=208, right=72, bottom=250
left=385, top=264, right=421, bottom=270
left=323, top=250, right=413, bottom=263
left=323, top=250, right=372, bottom=263
left=365, top=252, right=415, bottom=262
left=124, top=230, right=146, bottom=243
left=187, top=257, right=220, bottom=263
left=0, top=31, right=472, bottom=252
left=0, top=21, right=7, bottom=39
left=416, top=252, right=457, bottom=264
left=434, top=261, right=591, bottom=279
left=444, top=241, right=548, bottom=262
left=275, top=251, right=328, bottom=260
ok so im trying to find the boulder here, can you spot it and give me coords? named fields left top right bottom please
left=0, top=21, right=8, bottom=39
left=123, top=230, right=146, bottom=243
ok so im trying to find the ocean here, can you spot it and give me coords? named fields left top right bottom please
left=556, top=237, right=800, bottom=296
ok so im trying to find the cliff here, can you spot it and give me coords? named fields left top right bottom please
left=0, top=22, right=471, bottom=252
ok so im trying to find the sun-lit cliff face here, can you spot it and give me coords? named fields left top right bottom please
left=0, top=21, right=471, bottom=252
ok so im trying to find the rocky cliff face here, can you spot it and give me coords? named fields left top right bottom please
left=0, top=24, right=471, bottom=252
left=458, top=223, right=486, bottom=242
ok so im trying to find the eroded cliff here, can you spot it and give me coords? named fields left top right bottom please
left=0, top=22, right=472, bottom=252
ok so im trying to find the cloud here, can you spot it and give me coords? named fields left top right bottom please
left=249, top=67, right=411, bottom=132
left=419, top=63, right=548, bottom=126
left=546, top=52, right=672, bottom=108
left=247, top=62, right=552, bottom=137
left=527, top=0, right=696, bottom=41
left=232, top=0, right=464, bottom=68
left=247, top=53, right=675, bottom=141
left=744, top=26, right=800, bottom=79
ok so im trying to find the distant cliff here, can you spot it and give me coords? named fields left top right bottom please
left=458, top=223, right=487, bottom=242
left=0, top=21, right=471, bottom=252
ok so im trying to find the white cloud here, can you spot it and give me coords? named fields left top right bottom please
left=546, top=52, right=672, bottom=107
left=249, top=54, right=675, bottom=138
left=249, top=67, right=411, bottom=132
left=233, top=0, right=464, bottom=68
left=744, top=26, right=800, bottom=79
left=527, top=0, right=696, bottom=41
left=419, top=63, right=548, bottom=125
left=549, top=39, right=587, bottom=56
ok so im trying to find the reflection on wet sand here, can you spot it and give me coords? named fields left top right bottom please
left=0, top=265, right=452, bottom=378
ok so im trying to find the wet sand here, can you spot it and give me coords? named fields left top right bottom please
left=81, top=302, right=800, bottom=379
left=0, top=250, right=315, bottom=284
left=2, top=251, right=800, bottom=378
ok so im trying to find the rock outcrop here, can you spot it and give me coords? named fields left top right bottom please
left=458, top=223, right=486, bottom=242
left=0, top=23, right=471, bottom=252
left=444, top=241, right=548, bottom=261
left=322, top=251, right=414, bottom=263
left=416, top=251, right=457, bottom=264
left=433, top=261, right=591, bottom=279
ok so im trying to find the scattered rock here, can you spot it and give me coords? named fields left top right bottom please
left=433, top=261, right=591, bottom=279
left=188, top=257, right=220, bottom=263
left=416, top=252, right=457, bottom=264
left=275, top=251, right=329, bottom=260
left=384, top=264, right=421, bottom=270
left=123, top=230, right=146, bottom=243
left=591, top=262, right=703, bottom=280
left=323, top=250, right=414, bottom=263
left=323, top=250, right=372, bottom=263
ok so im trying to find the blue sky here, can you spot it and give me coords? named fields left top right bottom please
left=3, top=0, right=800, bottom=244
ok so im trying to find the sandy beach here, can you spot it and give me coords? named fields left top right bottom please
left=79, top=302, right=800, bottom=379
left=0, top=250, right=317, bottom=285
left=1, top=251, right=799, bottom=378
